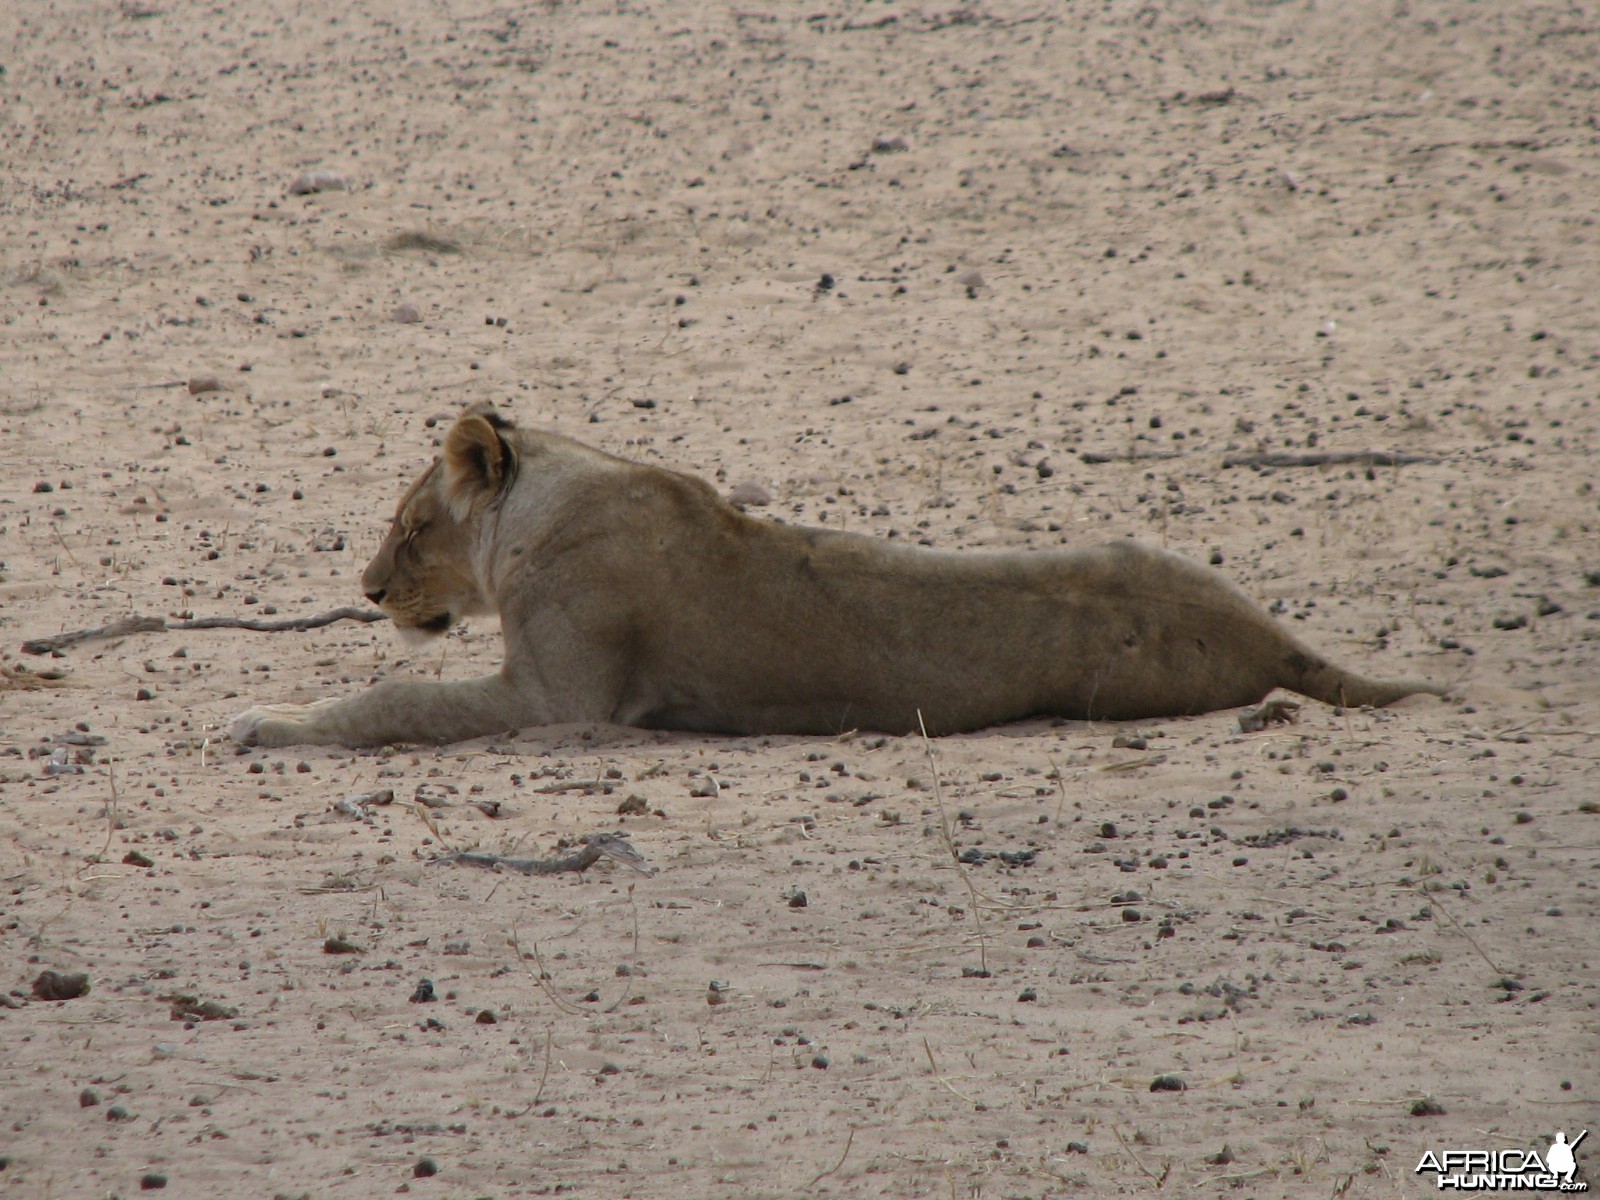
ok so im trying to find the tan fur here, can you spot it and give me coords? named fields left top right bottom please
left=231, top=410, right=1444, bottom=748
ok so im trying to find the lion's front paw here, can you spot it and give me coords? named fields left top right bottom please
left=231, top=701, right=334, bottom=748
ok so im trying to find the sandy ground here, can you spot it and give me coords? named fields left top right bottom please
left=3, top=0, right=1598, bottom=1196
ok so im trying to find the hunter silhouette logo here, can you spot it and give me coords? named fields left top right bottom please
left=1551, top=1133, right=1585, bottom=1189
left=1415, top=1129, right=1588, bottom=1192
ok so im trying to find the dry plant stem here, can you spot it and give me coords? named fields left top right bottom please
left=602, top=883, right=644, bottom=1014
left=531, top=1025, right=554, bottom=1107
left=917, top=711, right=988, bottom=975
left=503, top=1026, right=556, bottom=1118
left=21, top=606, right=388, bottom=655
left=1112, top=1124, right=1170, bottom=1187
left=514, top=927, right=587, bottom=1016
left=808, top=1125, right=857, bottom=1187
left=50, top=522, right=85, bottom=573
left=921, top=1037, right=978, bottom=1104
left=96, top=758, right=120, bottom=862
left=411, top=802, right=450, bottom=851
left=1417, top=883, right=1508, bottom=977
left=1049, top=755, right=1070, bottom=825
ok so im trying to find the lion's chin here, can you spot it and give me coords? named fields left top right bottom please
left=391, top=612, right=452, bottom=645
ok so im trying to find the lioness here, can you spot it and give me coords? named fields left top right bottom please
left=231, top=406, right=1443, bottom=748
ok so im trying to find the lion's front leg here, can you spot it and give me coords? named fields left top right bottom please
left=231, top=674, right=542, bottom=748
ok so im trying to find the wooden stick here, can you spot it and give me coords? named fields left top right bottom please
left=22, top=606, right=387, bottom=655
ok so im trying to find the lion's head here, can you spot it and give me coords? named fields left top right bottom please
left=360, top=406, right=518, bottom=639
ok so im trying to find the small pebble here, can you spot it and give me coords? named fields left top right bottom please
left=140, top=1172, right=168, bottom=1190
left=186, top=375, right=222, bottom=395
left=79, top=1087, right=101, bottom=1107
left=413, top=1156, right=439, bottom=1178
left=32, top=970, right=90, bottom=1001
left=392, top=301, right=422, bottom=324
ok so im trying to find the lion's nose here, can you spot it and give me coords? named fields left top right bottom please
left=365, top=589, right=386, bottom=605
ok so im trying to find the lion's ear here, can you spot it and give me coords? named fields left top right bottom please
left=443, top=411, right=516, bottom=519
left=459, top=400, right=515, bottom=430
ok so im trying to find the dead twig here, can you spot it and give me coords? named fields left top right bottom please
left=1221, top=450, right=1439, bottom=469
left=22, top=606, right=387, bottom=655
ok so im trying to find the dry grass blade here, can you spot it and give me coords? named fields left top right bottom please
left=921, top=1037, right=978, bottom=1104
left=1111, top=1124, right=1170, bottom=1187
left=917, top=710, right=989, bottom=975
left=808, top=1125, right=857, bottom=1187
left=1415, top=883, right=1508, bottom=977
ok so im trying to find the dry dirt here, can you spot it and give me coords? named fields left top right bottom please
left=2, top=0, right=1598, bottom=1196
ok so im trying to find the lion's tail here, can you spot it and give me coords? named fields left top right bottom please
left=1289, top=654, right=1447, bottom=709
